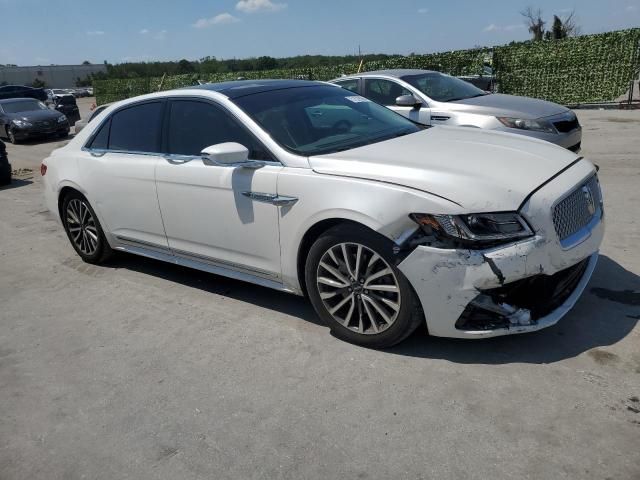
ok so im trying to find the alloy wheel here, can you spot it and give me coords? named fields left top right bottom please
left=316, top=242, right=401, bottom=334
left=66, top=198, right=99, bottom=256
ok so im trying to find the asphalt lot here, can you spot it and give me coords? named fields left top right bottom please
left=1, top=104, right=639, bottom=480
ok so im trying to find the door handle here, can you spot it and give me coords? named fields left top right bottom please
left=242, top=191, right=298, bottom=207
left=163, top=154, right=195, bottom=164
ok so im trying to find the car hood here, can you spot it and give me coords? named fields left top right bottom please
left=309, top=126, right=580, bottom=212
left=5, top=109, right=64, bottom=122
left=445, top=93, right=568, bottom=119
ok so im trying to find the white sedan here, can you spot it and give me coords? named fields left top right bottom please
left=41, top=80, right=604, bottom=348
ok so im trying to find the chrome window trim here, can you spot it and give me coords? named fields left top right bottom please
left=82, top=98, right=165, bottom=153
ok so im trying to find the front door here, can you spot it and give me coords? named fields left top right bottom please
left=155, top=98, right=283, bottom=279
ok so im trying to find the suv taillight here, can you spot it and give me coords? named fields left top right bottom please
left=40, top=163, right=47, bottom=176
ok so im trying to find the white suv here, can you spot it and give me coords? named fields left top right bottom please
left=42, top=80, right=603, bottom=348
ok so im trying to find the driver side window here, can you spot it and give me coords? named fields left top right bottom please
left=167, top=100, right=273, bottom=161
left=363, top=79, right=411, bottom=106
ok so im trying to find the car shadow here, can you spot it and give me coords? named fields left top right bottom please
left=388, top=254, right=639, bottom=364
left=0, top=178, right=33, bottom=190
left=104, top=253, right=323, bottom=327
left=104, top=253, right=638, bottom=364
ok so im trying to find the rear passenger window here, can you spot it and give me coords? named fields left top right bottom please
left=108, top=102, right=163, bottom=153
left=88, top=119, right=110, bottom=149
left=335, top=79, right=359, bottom=93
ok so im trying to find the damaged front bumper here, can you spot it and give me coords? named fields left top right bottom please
left=397, top=222, right=603, bottom=339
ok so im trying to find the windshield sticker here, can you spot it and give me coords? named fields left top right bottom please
left=345, top=95, right=371, bottom=103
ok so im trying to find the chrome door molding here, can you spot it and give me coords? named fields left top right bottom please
left=241, top=191, right=298, bottom=206
left=114, top=234, right=281, bottom=281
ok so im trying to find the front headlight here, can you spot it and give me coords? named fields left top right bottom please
left=11, top=119, right=32, bottom=128
left=57, top=115, right=67, bottom=123
left=497, top=117, right=556, bottom=134
left=410, top=212, right=533, bottom=248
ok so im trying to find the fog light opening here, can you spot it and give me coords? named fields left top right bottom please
left=470, top=295, right=533, bottom=327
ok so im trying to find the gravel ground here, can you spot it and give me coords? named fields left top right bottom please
left=1, top=107, right=639, bottom=480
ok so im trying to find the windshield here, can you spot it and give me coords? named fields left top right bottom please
left=402, top=72, right=487, bottom=102
left=1, top=99, right=48, bottom=113
left=233, top=85, right=420, bottom=156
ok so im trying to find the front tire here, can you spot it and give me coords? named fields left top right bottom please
left=305, top=224, right=422, bottom=348
left=7, top=128, right=18, bottom=144
left=61, top=191, right=112, bottom=264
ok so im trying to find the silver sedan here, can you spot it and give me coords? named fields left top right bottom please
left=331, top=69, right=582, bottom=151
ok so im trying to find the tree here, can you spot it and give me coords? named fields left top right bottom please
left=82, top=60, right=91, bottom=65
left=521, top=7, right=545, bottom=41
left=558, top=10, right=580, bottom=37
left=177, top=59, right=195, bottom=74
left=521, top=7, right=581, bottom=41
left=256, top=56, right=277, bottom=70
left=31, top=78, right=46, bottom=88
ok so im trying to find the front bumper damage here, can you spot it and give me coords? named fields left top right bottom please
left=398, top=237, right=600, bottom=339
left=397, top=162, right=604, bottom=338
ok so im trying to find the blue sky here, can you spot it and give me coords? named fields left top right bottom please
left=1, top=0, right=639, bottom=65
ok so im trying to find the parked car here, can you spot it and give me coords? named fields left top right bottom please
left=0, top=98, right=70, bottom=143
left=0, top=138, right=10, bottom=186
left=75, top=88, right=92, bottom=98
left=42, top=80, right=603, bottom=348
left=0, top=84, right=48, bottom=102
left=46, top=89, right=68, bottom=105
left=331, top=69, right=582, bottom=151
left=54, top=95, right=80, bottom=126
left=74, top=102, right=111, bottom=134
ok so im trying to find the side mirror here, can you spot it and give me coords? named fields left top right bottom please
left=200, top=142, right=264, bottom=169
left=395, top=94, right=422, bottom=109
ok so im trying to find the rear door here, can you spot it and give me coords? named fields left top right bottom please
left=81, top=100, right=169, bottom=250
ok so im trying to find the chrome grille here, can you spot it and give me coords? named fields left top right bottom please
left=552, top=175, right=602, bottom=242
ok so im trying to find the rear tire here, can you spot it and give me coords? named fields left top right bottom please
left=305, top=224, right=423, bottom=348
left=61, top=191, right=113, bottom=264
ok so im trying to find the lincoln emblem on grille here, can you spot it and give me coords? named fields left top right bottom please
left=582, top=186, right=596, bottom=215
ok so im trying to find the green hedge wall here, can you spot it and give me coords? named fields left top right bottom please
left=494, top=29, right=640, bottom=104
left=95, top=28, right=640, bottom=106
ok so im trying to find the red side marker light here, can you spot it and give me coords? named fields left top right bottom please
left=40, top=163, right=47, bottom=176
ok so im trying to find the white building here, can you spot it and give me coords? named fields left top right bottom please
left=0, top=64, right=107, bottom=88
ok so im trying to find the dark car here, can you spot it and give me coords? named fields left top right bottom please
left=0, top=139, right=10, bottom=185
left=0, top=85, right=48, bottom=102
left=0, top=98, right=70, bottom=144
left=54, top=95, right=81, bottom=126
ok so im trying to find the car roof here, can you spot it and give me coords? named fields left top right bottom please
left=341, top=69, right=439, bottom=78
left=183, top=79, right=328, bottom=98
left=0, top=98, right=40, bottom=104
